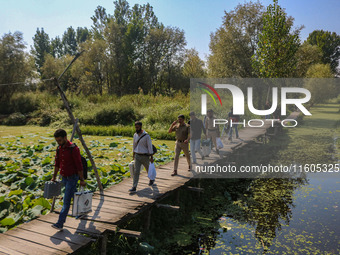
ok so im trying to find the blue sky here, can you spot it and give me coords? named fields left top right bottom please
left=1, top=0, right=340, bottom=60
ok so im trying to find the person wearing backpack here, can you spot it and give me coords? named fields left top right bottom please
left=130, top=121, right=155, bottom=193
left=51, top=129, right=86, bottom=230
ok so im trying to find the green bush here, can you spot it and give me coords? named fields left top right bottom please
left=4, top=112, right=26, bottom=126
left=0, top=92, right=39, bottom=115
left=78, top=104, right=139, bottom=126
left=81, top=125, right=176, bottom=140
left=81, top=125, right=135, bottom=136
left=2, top=90, right=188, bottom=140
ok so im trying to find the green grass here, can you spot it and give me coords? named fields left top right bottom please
left=269, top=102, right=340, bottom=166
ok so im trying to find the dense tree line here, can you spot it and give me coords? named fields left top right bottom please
left=31, top=0, right=202, bottom=96
left=1, top=0, right=339, bottom=106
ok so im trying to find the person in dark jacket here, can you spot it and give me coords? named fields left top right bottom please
left=51, top=129, right=86, bottom=230
left=205, top=109, right=221, bottom=154
left=188, top=111, right=205, bottom=164
left=228, top=107, right=240, bottom=141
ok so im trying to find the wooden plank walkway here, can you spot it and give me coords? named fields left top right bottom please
left=0, top=112, right=300, bottom=254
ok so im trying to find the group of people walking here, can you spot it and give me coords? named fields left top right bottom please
left=49, top=108, right=240, bottom=230
left=130, top=107, right=241, bottom=190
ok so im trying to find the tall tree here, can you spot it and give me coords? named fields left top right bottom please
left=91, top=6, right=110, bottom=39
left=101, top=0, right=186, bottom=95
left=62, top=26, right=78, bottom=55
left=77, top=38, right=107, bottom=95
left=104, top=0, right=131, bottom=95
left=0, top=32, right=33, bottom=104
left=294, top=42, right=323, bottom=77
left=307, top=30, right=340, bottom=74
left=305, top=63, right=335, bottom=105
left=41, top=54, right=75, bottom=93
left=50, top=36, right=63, bottom=58
left=31, top=28, right=51, bottom=73
left=252, top=0, right=301, bottom=78
left=182, top=48, right=206, bottom=78
left=76, top=27, right=90, bottom=44
left=208, top=1, right=265, bottom=78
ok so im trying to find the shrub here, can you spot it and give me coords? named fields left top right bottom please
left=78, top=104, right=139, bottom=126
left=4, top=112, right=26, bottom=126
left=81, top=125, right=176, bottom=140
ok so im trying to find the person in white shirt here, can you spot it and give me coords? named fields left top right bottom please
left=129, top=121, right=154, bottom=193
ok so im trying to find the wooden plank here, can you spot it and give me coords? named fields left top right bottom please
left=0, top=233, right=68, bottom=255
left=16, top=221, right=92, bottom=246
left=92, top=194, right=141, bottom=207
left=186, top=186, right=204, bottom=192
left=114, top=181, right=166, bottom=192
left=91, top=198, right=139, bottom=211
left=156, top=204, right=180, bottom=210
left=4, top=228, right=85, bottom=254
left=38, top=213, right=117, bottom=234
left=84, top=210, right=130, bottom=222
left=88, top=205, right=138, bottom=215
left=98, top=190, right=156, bottom=203
left=0, top=244, right=24, bottom=255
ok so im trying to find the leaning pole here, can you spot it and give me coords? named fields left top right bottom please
left=53, top=51, right=103, bottom=193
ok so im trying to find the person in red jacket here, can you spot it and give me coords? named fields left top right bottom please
left=51, top=129, right=86, bottom=230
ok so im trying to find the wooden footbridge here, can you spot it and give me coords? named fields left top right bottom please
left=0, top=112, right=300, bottom=254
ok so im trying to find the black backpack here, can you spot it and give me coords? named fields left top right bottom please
left=56, top=143, right=88, bottom=179
left=136, top=133, right=157, bottom=155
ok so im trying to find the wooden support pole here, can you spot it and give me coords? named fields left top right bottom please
left=156, top=203, right=180, bottom=210
left=100, top=231, right=108, bottom=255
left=186, top=186, right=204, bottom=192
left=144, top=209, right=151, bottom=231
left=54, top=78, right=103, bottom=192
left=70, top=118, right=79, bottom=141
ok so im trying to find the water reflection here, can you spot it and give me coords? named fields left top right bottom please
left=229, top=178, right=308, bottom=252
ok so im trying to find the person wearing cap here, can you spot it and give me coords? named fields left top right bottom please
left=168, top=114, right=191, bottom=176
left=188, top=111, right=205, bottom=164
left=204, top=109, right=220, bottom=154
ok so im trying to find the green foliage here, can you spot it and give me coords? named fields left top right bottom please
left=81, top=125, right=175, bottom=140
left=307, top=30, right=340, bottom=74
left=4, top=112, right=26, bottom=126
left=208, top=1, right=264, bottom=78
left=252, top=0, right=301, bottom=78
left=8, top=92, right=40, bottom=114
left=306, top=63, right=333, bottom=78
left=32, top=1, right=188, bottom=96
left=0, top=126, right=176, bottom=232
left=304, top=65, right=336, bottom=105
left=295, top=42, right=323, bottom=77
left=2, top=91, right=188, bottom=140
left=50, top=36, right=63, bottom=58
left=62, top=26, right=78, bottom=56
left=79, top=103, right=137, bottom=126
left=0, top=32, right=34, bottom=104
left=182, top=48, right=206, bottom=78
left=31, top=28, right=51, bottom=73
